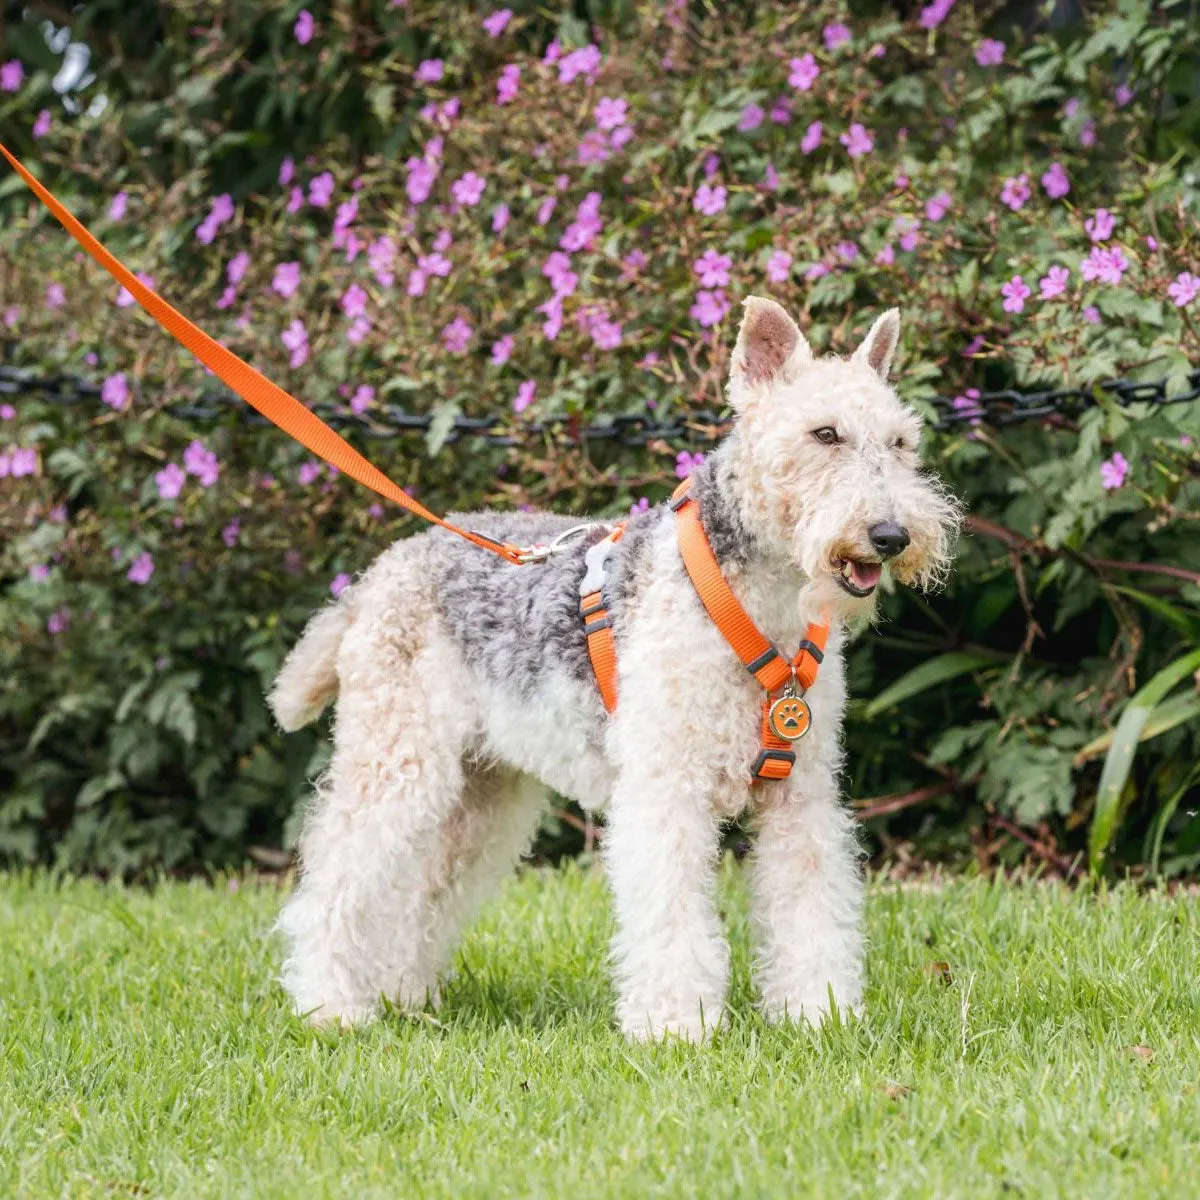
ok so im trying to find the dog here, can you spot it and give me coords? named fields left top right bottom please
left=269, top=297, right=960, bottom=1041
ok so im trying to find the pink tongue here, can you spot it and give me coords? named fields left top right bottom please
left=851, top=561, right=882, bottom=589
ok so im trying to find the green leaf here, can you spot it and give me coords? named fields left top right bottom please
left=1088, top=649, right=1200, bottom=871
left=863, top=652, right=996, bottom=720
left=1148, top=763, right=1200, bottom=878
left=425, top=401, right=461, bottom=457
left=1107, top=585, right=1200, bottom=643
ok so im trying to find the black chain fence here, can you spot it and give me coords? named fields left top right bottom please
left=1, top=365, right=1198, bottom=447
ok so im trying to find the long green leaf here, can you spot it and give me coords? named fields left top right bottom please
left=1147, top=763, right=1200, bottom=878
left=862, top=652, right=994, bottom=720
left=1107, top=585, right=1200, bottom=644
left=1088, top=648, right=1200, bottom=872
left=1077, top=692, right=1200, bottom=763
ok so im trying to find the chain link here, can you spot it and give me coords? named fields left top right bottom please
left=1, top=365, right=1197, bottom=447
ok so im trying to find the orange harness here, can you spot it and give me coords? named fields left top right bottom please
left=4, top=143, right=828, bottom=783
left=582, top=478, right=830, bottom=782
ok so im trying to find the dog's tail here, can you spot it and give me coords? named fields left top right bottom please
left=268, top=594, right=355, bottom=731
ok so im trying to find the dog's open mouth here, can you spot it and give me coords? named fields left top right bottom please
left=833, top=557, right=882, bottom=597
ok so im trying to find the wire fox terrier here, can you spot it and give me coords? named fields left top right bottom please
left=269, top=298, right=960, bottom=1041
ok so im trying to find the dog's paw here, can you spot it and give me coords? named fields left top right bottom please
left=620, top=1006, right=721, bottom=1044
left=761, top=993, right=862, bottom=1028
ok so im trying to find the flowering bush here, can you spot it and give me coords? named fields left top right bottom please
left=1, top=0, right=1199, bottom=875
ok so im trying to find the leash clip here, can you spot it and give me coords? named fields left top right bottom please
left=515, top=522, right=598, bottom=565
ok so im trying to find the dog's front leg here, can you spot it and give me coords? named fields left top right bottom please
left=750, top=767, right=865, bottom=1027
left=604, top=761, right=728, bottom=1043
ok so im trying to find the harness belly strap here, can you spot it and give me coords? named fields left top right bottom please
left=580, top=528, right=625, bottom=713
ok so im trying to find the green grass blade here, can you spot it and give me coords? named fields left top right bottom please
left=1107, top=584, right=1200, bottom=643
left=1088, top=648, right=1200, bottom=872
left=862, top=652, right=994, bottom=720
left=1148, top=763, right=1200, bottom=878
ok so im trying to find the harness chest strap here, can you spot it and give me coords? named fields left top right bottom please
left=582, top=478, right=830, bottom=783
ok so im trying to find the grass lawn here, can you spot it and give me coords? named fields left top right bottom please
left=2, top=863, right=1198, bottom=1199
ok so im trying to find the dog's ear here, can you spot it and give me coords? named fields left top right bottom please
left=730, top=296, right=812, bottom=393
left=852, top=308, right=901, bottom=379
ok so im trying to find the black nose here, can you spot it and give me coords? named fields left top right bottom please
left=868, top=521, right=910, bottom=559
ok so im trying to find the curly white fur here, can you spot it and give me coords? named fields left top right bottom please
left=271, top=300, right=960, bottom=1041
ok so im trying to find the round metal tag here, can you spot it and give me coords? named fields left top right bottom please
left=768, top=694, right=812, bottom=742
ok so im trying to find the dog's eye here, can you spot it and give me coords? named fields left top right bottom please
left=812, top=426, right=841, bottom=446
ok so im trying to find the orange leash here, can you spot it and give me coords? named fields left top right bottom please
left=0, top=142, right=528, bottom=565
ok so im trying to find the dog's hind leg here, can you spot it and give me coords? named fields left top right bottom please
left=277, top=584, right=478, bottom=1027
left=416, top=767, right=549, bottom=990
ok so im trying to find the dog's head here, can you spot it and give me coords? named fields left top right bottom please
left=724, top=296, right=960, bottom=618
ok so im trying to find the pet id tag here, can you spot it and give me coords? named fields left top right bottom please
left=768, top=682, right=811, bottom=742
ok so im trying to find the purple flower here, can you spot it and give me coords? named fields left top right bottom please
left=1085, top=208, right=1115, bottom=243
left=800, top=121, right=823, bottom=155
left=1039, top=265, right=1070, bottom=300
left=875, top=244, right=896, bottom=266
left=806, top=262, right=830, bottom=281
left=279, top=157, right=295, bottom=186
left=630, top=497, right=650, bottom=515
left=975, top=38, right=1005, bottom=66
left=442, top=316, right=473, bottom=354
left=738, top=103, right=764, bottom=133
left=7, top=447, right=37, bottom=477
left=46, top=283, right=66, bottom=309
left=330, top=572, right=352, bottom=598
left=416, top=58, right=444, bottom=85
left=491, top=203, right=510, bottom=233
left=513, top=380, right=536, bottom=413
left=491, top=335, right=514, bottom=366
left=405, top=156, right=438, bottom=206
left=115, top=273, right=154, bottom=308
left=693, top=183, right=727, bottom=216
left=419, top=251, right=452, bottom=278
left=1001, top=275, right=1031, bottom=313
left=1080, top=120, right=1096, bottom=147
left=577, top=131, right=611, bottom=165
left=297, top=460, right=323, bottom=486
left=155, top=462, right=186, bottom=500
left=689, top=289, right=730, bottom=328
left=536, top=196, right=557, bottom=225
left=595, top=96, right=628, bottom=131
left=693, top=250, right=732, bottom=288
left=762, top=163, right=780, bottom=192
left=1083, top=305, right=1101, bottom=324
left=952, top=389, right=983, bottom=426
left=1041, top=162, right=1070, bottom=200
left=0, top=403, right=13, bottom=419
left=350, top=385, right=375, bottom=414
left=341, top=283, right=369, bottom=320
left=1000, top=174, right=1030, bottom=211
left=29, top=563, right=50, bottom=582
left=1115, top=83, right=1134, bottom=108
left=294, top=9, right=314, bottom=44
left=788, top=53, right=820, bottom=91
left=346, top=316, right=370, bottom=344
left=497, top=63, right=520, bottom=104
left=1080, top=246, right=1128, bottom=285
left=925, top=190, right=952, bottom=221
left=766, top=250, right=792, bottom=283
left=227, top=252, right=250, bottom=285
left=1, top=60, right=24, bottom=92
left=451, top=171, right=486, bottom=207
left=222, top=520, right=241, bottom=548
left=101, top=372, right=130, bottom=411
left=1100, top=451, right=1129, bottom=491
left=183, top=439, right=220, bottom=486
left=769, top=95, right=792, bottom=125
left=48, top=607, right=70, bottom=635
left=557, top=44, right=601, bottom=85
left=272, top=262, right=302, bottom=298
left=1145, top=236, right=1158, bottom=251
left=1168, top=272, right=1200, bottom=308
left=823, top=22, right=851, bottom=50
left=281, top=318, right=309, bottom=368
left=590, top=318, right=623, bottom=350
left=919, top=0, right=955, bottom=30
left=308, top=172, right=335, bottom=207
left=287, top=187, right=304, bottom=214
left=840, top=123, right=874, bottom=158
left=211, top=194, right=234, bottom=224
left=109, top=192, right=128, bottom=221
left=483, top=8, right=512, bottom=36
left=127, top=552, right=155, bottom=585
left=32, top=110, right=51, bottom=139
left=675, top=451, right=706, bottom=479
